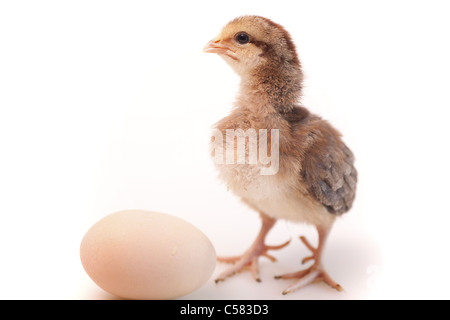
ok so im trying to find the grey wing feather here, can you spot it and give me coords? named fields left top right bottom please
left=303, top=144, right=357, bottom=215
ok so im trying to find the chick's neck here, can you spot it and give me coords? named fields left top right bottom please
left=239, top=63, right=303, bottom=114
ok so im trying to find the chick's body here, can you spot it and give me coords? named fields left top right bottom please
left=215, top=106, right=355, bottom=227
left=205, top=16, right=357, bottom=294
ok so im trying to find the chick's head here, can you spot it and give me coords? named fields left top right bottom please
left=204, top=16, right=300, bottom=77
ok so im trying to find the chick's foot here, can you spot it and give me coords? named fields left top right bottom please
left=215, top=239, right=290, bottom=283
left=275, top=265, right=343, bottom=294
left=275, top=232, right=343, bottom=294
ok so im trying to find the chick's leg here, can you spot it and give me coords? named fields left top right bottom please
left=215, top=213, right=290, bottom=283
left=275, top=225, right=343, bottom=294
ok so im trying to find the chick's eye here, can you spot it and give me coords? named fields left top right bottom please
left=235, top=33, right=250, bottom=44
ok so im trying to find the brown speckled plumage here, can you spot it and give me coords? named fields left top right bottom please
left=204, top=15, right=357, bottom=293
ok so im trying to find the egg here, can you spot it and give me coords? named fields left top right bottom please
left=80, top=210, right=216, bottom=300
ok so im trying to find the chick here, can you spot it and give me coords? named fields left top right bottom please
left=204, top=16, right=357, bottom=294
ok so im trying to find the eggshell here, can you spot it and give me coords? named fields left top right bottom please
left=80, top=210, right=216, bottom=300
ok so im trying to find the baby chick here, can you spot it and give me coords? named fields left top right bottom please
left=204, top=16, right=357, bottom=294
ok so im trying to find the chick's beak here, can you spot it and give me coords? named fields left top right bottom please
left=203, top=36, right=238, bottom=60
left=203, top=37, right=226, bottom=54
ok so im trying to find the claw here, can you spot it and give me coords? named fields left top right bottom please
left=301, top=255, right=314, bottom=264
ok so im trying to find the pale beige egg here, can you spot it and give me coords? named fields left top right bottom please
left=80, top=210, right=216, bottom=300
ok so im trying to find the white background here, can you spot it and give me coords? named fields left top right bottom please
left=1, top=0, right=449, bottom=300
